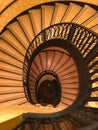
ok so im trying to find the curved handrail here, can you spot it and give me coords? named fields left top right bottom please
left=23, top=22, right=98, bottom=108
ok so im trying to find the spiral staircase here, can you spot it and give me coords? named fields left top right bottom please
left=0, top=0, right=98, bottom=130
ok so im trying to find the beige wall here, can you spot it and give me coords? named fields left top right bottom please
left=0, top=0, right=98, bottom=32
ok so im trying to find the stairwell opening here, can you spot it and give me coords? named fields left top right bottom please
left=23, top=38, right=89, bottom=110
left=35, top=71, right=61, bottom=106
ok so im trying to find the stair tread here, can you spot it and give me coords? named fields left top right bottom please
left=34, top=54, right=44, bottom=72
left=0, top=79, right=23, bottom=86
left=0, top=89, right=24, bottom=94
left=0, top=65, right=22, bottom=74
left=0, top=40, right=24, bottom=61
left=82, top=12, right=98, bottom=28
left=0, top=93, right=25, bottom=100
left=62, top=2, right=82, bottom=22
left=0, top=98, right=26, bottom=110
left=0, top=51, right=23, bottom=66
left=62, top=88, right=78, bottom=94
left=7, top=21, right=29, bottom=48
left=41, top=5, right=54, bottom=29
left=61, top=83, right=78, bottom=89
left=12, top=99, right=28, bottom=106
left=0, top=94, right=25, bottom=102
left=29, top=8, right=41, bottom=35
left=51, top=3, right=68, bottom=24
left=72, top=5, right=97, bottom=24
left=17, top=14, right=35, bottom=42
left=1, top=31, right=26, bottom=54
left=0, top=71, right=22, bottom=80
left=61, top=97, right=73, bottom=105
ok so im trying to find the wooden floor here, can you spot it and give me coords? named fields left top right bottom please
left=0, top=103, right=77, bottom=130
left=0, top=102, right=65, bottom=123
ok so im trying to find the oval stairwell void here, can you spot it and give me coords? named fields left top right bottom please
left=27, top=47, right=79, bottom=109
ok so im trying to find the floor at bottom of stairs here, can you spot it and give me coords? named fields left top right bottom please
left=0, top=102, right=64, bottom=123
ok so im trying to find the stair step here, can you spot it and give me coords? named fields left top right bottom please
left=0, top=88, right=24, bottom=94
left=60, top=70, right=78, bottom=77
left=0, top=39, right=24, bottom=61
left=29, top=8, right=41, bottom=35
left=0, top=62, right=22, bottom=74
left=54, top=53, right=69, bottom=72
left=56, top=58, right=76, bottom=75
left=60, top=77, right=79, bottom=84
left=49, top=51, right=63, bottom=71
left=0, top=49, right=23, bottom=64
left=61, top=96, right=73, bottom=106
left=11, top=99, right=27, bottom=106
left=38, top=53, right=43, bottom=72
left=60, top=71, right=78, bottom=77
left=1, top=30, right=26, bottom=54
left=40, top=51, right=53, bottom=70
left=51, top=3, right=68, bottom=24
left=61, top=83, right=78, bottom=89
left=62, top=88, right=78, bottom=95
left=41, top=5, right=54, bottom=29
left=38, top=52, right=47, bottom=71
left=0, top=79, right=22, bottom=86
left=45, top=51, right=55, bottom=70
left=0, top=72, right=22, bottom=81
left=72, top=5, right=97, bottom=24
left=0, top=98, right=26, bottom=108
left=0, top=51, right=23, bottom=67
left=62, top=93, right=77, bottom=99
left=0, top=84, right=24, bottom=89
left=0, top=94, right=25, bottom=103
left=30, top=62, right=40, bottom=76
left=7, top=21, right=29, bottom=49
left=60, top=71, right=78, bottom=79
left=33, top=54, right=43, bottom=73
left=82, top=12, right=98, bottom=28
left=29, top=73, right=37, bottom=82
left=17, top=14, right=35, bottom=42
left=0, top=93, right=25, bottom=100
left=61, top=79, right=78, bottom=87
left=61, top=3, right=82, bottom=22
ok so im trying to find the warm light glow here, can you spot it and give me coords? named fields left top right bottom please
left=0, top=0, right=98, bottom=127
left=0, top=102, right=66, bottom=123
